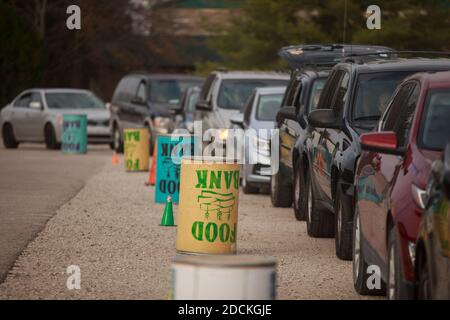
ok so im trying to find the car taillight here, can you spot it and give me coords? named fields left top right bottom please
left=411, top=184, right=428, bottom=210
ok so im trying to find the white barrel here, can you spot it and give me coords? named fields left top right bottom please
left=170, top=255, right=277, bottom=300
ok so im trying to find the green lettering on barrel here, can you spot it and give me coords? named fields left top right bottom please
left=191, top=221, right=204, bottom=241
left=234, top=171, right=240, bottom=189
left=224, top=171, right=233, bottom=189
left=230, top=223, right=237, bottom=243
left=209, top=171, right=221, bottom=189
left=196, top=170, right=208, bottom=188
left=205, top=223, right=218, bottom=243
left=219, top=223, right=230, bottom=243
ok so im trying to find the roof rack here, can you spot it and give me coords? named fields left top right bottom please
left=279, top=44, right=396, bottom=69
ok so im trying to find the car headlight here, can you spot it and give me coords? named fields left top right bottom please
left=411, top=184, right=428, bottom=210
left=153, top=117, right=170, bottom=134
left=218, top=129, right=229, bottom=141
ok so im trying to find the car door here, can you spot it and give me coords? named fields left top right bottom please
left=311, top=70, right=345, bottom=201
left=27, top=92, right=46, bottom=141
left=279, top=76, right=302, bottom=170
left=10, top=92, right=33, bottom=140
left=369, top=82, right=417, bottom=260
left=121, top=77, right=139, bottom=128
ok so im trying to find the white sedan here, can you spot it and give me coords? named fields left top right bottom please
left=1, top=88, right=112, bottom=149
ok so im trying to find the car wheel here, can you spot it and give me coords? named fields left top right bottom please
left=2, top=123, right=19, bottom=149
left=352, top=206, right=385, bottom=295
left=335, top=187, right=353, bottom=260
left=293, top=160, right=306, bottom=221
left=387, top=227, right=402, bottom=300
left=44, top=124, right=60, bottom=150
left=305, top=172, right=334, bottom=238
left=417, top=251, right=431, bottom=300
left=113, top=124, right=123, bottom=153
left=270, top=166, right=293, bottom=207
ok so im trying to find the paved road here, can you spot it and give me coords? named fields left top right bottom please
left=0, top=143, right=110, bottom=282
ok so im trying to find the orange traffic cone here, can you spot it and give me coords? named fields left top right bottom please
left=145, top=142, right=157, bottom=186
left=112, top=150, right=120, bottom=165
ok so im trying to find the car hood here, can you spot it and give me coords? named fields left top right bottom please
left=49, top=109, right=110, bottom=120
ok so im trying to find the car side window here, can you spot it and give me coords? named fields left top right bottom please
left=243, top=93, right=255, bottom=125
left=393, top=83, right=420, bottom=148
left=383, top=83, right=414, bottom=132
left=333, top=72, right=349, bottom=117
left=317, top=70, right=341, bottom=109
left=282, top=77, right=301, bottom=107
left=14, top=93, right=32, bottom=108
left=126, top=77, right=140, bottom=103
left=200, top=74, right=216, bottom=101
left=136, top=82, right=147, bottom=102
left=30, top=92, right=42, bottom=104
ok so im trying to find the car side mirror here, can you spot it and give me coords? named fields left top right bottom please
left=360, top=132, right=405, bottom=156
left=308, top=109, right=341, bottom=129
left=196, top=99, right=212, bottom=112
left=230, top=113, right=244, bottom=128
left=29, top=101, right=42, bottom=110
left=276, top=106, right=297, bottom=124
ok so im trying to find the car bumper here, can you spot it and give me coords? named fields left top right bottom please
left=244, top=164, right=271, bottom=186
left=56, top=125, right=111, bottom=144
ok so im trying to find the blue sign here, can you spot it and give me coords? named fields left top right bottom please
left=155, top=134, right=199, bottom=204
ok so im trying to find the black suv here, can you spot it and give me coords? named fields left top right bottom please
left=298, top=58, right=450, bottom=260
left=110, top=73, right=203, bottom=152
left=272, top=44, right=394, bottom=213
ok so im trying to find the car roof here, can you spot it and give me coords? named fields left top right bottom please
left=212, top=71, right=290, bottom=80
left=255, top=86, right=287, bottom=95
left=28, top=88, right=93, bottom=94
left=407, top=70, right=450, bottom=88
left=127, top=73, right=205, bottom=81
left=338, top=58, right=450, bottom=74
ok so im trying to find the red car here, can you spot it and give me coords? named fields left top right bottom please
left=353, top=71, right=450, bottom=299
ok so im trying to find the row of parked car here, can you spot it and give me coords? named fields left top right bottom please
left=1, top=43, right=449, bottom=300
left=260, top=44, right=450, bottom=300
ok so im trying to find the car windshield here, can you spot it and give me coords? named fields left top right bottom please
left=256, top=93, right=284, bottom=121
left=45, top=92, right=105, bottom=109
left=186, top=91, right=200, bottom=113
left=419, top=89, right=450, bottom=150
left=353, top=72, right=411, bottom=121
left=307, top=78, right=326, bottom=112
left=217, top=79, right=288, bottom=110
left=150, top=79, right=202, bottom=106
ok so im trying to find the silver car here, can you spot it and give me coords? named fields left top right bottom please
left=230, top=86, right=286, bottom=194
left=1, top=89, right=112, bottom=149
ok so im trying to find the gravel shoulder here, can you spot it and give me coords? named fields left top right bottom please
left=0, top=158, right=374, bottom=300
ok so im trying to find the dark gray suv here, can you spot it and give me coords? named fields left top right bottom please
left=110, top=73, right=204, bottom=152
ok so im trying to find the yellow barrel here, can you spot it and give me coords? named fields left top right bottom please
left=123, top=128, right=150, bottom=172
left=176, top=157, right=240, bottom=255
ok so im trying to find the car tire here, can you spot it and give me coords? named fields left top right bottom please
left=113, top=124, right=123, bottom=153
left=352, top=206, right=385, bottom=296
left=305, top=172, right=334, bottom=238
left=2, top=123, right=19, bottom=149
left=416, top=250, right=431, bottom=300
left=293, top=160, right=306, bottom=221
left=270, top=166, right=293, bottom=207
left=335, top=187, right=353, bottom=260
left=44, top=124, right=60, bottom=150
left=387, top=227, right=409, bottom=300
